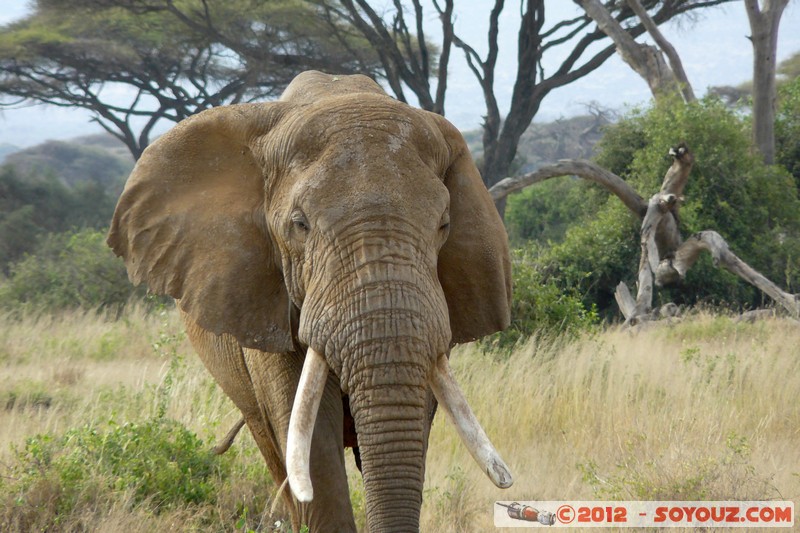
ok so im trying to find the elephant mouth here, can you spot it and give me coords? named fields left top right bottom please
left=285, top=346, right=513, bottom=502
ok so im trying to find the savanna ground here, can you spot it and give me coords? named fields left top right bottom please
left=0, top=305, right=797, bottom=532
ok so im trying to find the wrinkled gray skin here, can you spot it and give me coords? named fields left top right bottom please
left=108, top=71, right=511, bottom=532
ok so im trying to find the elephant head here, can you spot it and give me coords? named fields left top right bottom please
left=108, top=70, right=512, bottom=531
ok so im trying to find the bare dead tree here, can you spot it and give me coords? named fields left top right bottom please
left=624, top=0, right=696, bottom=102
left=583, top=0, right=790, bottom=165
left=489, top=145, right=800, bottom=323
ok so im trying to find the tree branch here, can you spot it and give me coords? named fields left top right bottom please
left=661, top=231, right=799, bottom=317
left=489, top=159, right=647, bottom=217
left=577, top=0, right=682, bottom=99
left=625, top=0, right=696, bottom=102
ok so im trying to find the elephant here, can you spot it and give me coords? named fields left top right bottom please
left=108, top=70, right=513, bottom=532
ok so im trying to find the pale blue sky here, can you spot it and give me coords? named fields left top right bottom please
left=1, top=0, right=799, bottom=148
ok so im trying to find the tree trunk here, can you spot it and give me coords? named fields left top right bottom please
left=617, top=145, right=799, bottom=323
left=482, top=135, right=523, bottom=219
left=745, top=0, right=790, bottom=164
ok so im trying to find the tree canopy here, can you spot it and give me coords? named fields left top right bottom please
left=0, top=0, right=381, bottom=158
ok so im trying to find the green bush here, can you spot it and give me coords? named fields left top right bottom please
left=0, top=228, right=142, bottom=313
left=537, top=96, right=800, bottom=316
left=540, top=200, right=641, bottom=316
left=776, top=75, right=800, bottom=188
left=504, top=177, right=605, bottom=246
left=480, top=244, right=599, bottom=353
left=3, top=417, right=221, bottom=528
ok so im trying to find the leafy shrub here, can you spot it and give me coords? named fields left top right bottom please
left=0, top=228, right=143, bottom=313
left=2, top=416, right=223, bottom=532
left=776, top=75, right=800, bottom=188
left=480, top=244, right=599, bottom=353
left=504, top=177, right=604, bottom=246
left=540, top=200, right=641, bottom=317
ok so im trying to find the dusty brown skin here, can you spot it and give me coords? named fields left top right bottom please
left=108, top=71, right=511, bottom=532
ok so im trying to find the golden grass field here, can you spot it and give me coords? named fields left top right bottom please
left=1, top=305, right=797, bottom=532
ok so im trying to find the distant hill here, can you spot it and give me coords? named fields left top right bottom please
left=463, top=113, right=611, bottom=174
left=2, top=134, right=133, bottom=196
left=0, top=134, right=131, bottom=273
left=0, top=143, right=19, bottom=164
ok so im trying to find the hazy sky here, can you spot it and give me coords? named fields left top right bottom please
left=1, top=0, right=799, bottom=148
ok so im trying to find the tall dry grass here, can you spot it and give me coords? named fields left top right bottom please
left=422, top=313, right=800, bottom=531
left=0, top=305, right=271, bottom=532
left=1, top=306, right=797, bottom=532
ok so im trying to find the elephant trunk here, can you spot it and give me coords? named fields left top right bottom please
left=288, top=230, right=512, bottom=529
left=299, top=269, right=443, bottom=530
left=347, top=341, right=430, bottom=531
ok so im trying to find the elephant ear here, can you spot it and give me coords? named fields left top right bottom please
left=108, top=103, right=293, bottom=352
left=435, top=118, right=512, bottom=344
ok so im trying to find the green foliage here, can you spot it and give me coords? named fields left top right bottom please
left=0, top=165, right=119, bottom=272
left=777, top=51, right=800, bottom=81
left=480, top=244, right=599, bottom=353
left=776, top=75, right=800, bottom=187
left=541, top=200, right=641, bottom=316
left=1, top=406, right=274, bottom=531
left=505, top=177, right=603, bottom=246
left=0, top=228, right=141, bottom=313
left=4, top=417, right=219, bottom=528
left=540, top=96, right=800, bottom=316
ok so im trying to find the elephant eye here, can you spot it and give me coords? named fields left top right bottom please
left=291, top=211, right=310, bottom=234
left=439, top=211, right=450, bottom=234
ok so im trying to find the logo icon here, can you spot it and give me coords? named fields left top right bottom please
left=496, top=502, right=556, bottom=525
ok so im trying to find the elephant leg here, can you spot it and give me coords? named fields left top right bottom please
left=242, top=348, right=356, bottom=533
left=181, top=312, right=298, bottom=523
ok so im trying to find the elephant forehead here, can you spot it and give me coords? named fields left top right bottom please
left=289, top=96, right=449, bottom=169
left=300, top=155, right=450, bottom=228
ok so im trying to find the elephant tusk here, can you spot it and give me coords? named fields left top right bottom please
left=286, top=347, right=329, bottom=502
left=429, top=355, right=514, bottom=489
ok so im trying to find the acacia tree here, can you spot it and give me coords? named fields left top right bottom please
left=0, top=0, right=381, bottom=159
left=314, top=0, right=735, bottom=215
